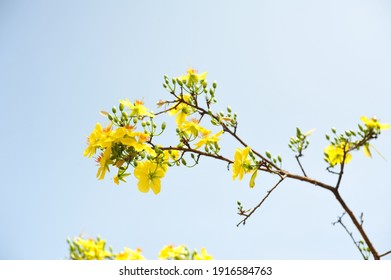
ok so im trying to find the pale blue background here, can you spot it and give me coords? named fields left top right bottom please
left=1, top=0, right=390, bottom=259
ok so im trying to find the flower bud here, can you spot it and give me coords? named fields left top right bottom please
left=161, top=122, right=166, bottom=130
left=212, top=81, right=217, bottom=88
left=108, top=114, right=113, bottom=121
left=265, top=151, right=272, bottom=159
left=112, top=107, right=117, bottom=113
left=227, top=106, right=232, bottom=113
left=119, top=103, right=124, bottom=111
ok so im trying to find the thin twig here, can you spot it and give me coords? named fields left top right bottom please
left=295, top=155, right=307, bottom=177
left=237, top=175, right=286, bottom=227
left=379, top=250, right=391, bottom=258
left=332, top=212, right=368, bottom=260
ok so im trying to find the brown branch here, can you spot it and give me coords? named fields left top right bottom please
left=237, top=174, right=286, bottom=227
left=333, top=191, right=380, bottom=260
left=379, top=250, right=391, bottom=258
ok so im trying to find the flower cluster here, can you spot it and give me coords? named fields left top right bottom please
left=323, top=116, right=389, bottom=167
left=84, top=68, right=230, bottom=194
left=68, top=236, right=212, bottom=260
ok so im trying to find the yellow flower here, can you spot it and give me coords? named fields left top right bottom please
left=324, top=142, right=352, bottom=166
left=73, top=237, right=112, bottom=260
left=158, top=245, right=188, bottom=260
left=120, top=99, right=155, bottom=118
left=168, top=94, right=193, bottom=125
left=134, top=161, right=167, bottom=194
left=96, top=146, right=112, bottom=180
left=177, top=68, right=207, bottom=88
left=193, top=248, right=213, bottom=260
left=83, top=123, right=113, bottom=157
left=232, top=147, right=253, bottom=180
left=194, top=130, right=223, bottom=149
left=360, top=116, right=390, bottom=131
left=179, top=119, right=211, bottom=139
left=115, top=248, right=145, bottom=260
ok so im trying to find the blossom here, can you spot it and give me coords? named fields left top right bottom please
left=72, top=237, right=112, bottom=260
left=83, top=123, right=113, bottom=157
left=232, top=147, right=253, bottom=180
left=134, top=161, right=167, bottom=194
left=115, top=248, right=145, bottom=260
left=96, top=146, right=112, bottom=180
left=177, top=68, right=207, bottom=88
left=194, top=130, right=223, bottom=149
left=158, top=245, right=188, bottom=260
left=193, top=248, right=213, bottom=260
left=360, top=116, right=390, bottom=131
left=168, top=94, right=193, bottom=125
left=120, top=98, right=155, bottom=118
left=179, top=119, right=210, bottom=139
left=324, top=141, right=352, bottom=166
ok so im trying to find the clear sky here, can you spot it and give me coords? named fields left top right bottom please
left=1, top=0, right=390, bottom=260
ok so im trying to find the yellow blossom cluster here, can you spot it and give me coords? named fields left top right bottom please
left=68, top=237, right=212, bottom=260
left=323, top=116, right=389, bottom=167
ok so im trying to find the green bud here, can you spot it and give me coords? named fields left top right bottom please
left=163, top=83, right=167, bottom=88
left=212, top=81, right=217, bottom=88
left=177, top=79, right=183, bottom=86
left=161, top=122, right=166, bottom=130
left=112, top=106, right=117, bottom=113
left=119, top=103, right=124, bottom=111
left=202, top=80, right=207, bottom=88
left=227, top=106, right=232, bottom=113
left=265, top=151, right=272, bottom=159
left=172, top=78, right=176, bottom=84
left=141, top=121, right=146, bottom=127
left=181, top=158, right=187, bottom=165
left=325, top=133, right=330, bottom=140
left=278, top=155, right=282, bottom=162
left=108, top=114, right=113, bottom=121
left=146, top=121, right=151, bottom=126
left=331, top=127, right=337, bottom=134
left=133, top=118, right=138, bottom=124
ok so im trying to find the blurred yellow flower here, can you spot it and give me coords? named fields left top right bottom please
left=72, top=237, right=112, bottom=260
left=177, top=68, right=207, bottom=87
left=115, top=248, right=145, bottom=260
left=360, top=116, right=390, bottom=131
left=324, top=142, right=352, bottom=166
left=158, top=245, right=188, bottom=260
left=194, top=131, right=223, bottom=149
left=120, top=99, right=155, bottom=118
left=193, top=248, right=213, bottom=260
left=179, top=119, right=211, bottom=139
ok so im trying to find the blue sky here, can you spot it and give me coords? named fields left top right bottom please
left=1, top=0, right=390, bottom=259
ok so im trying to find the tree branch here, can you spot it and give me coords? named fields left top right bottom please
left=332, top=212, right=368, bottom=260
left=237, top=174, right=286, bottom=226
